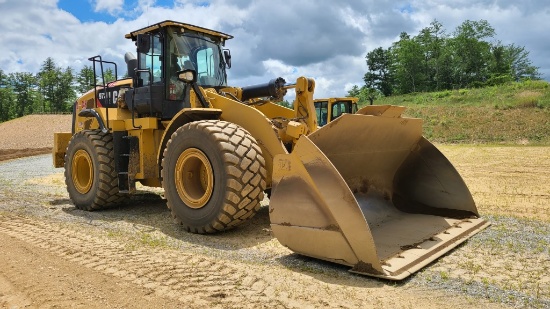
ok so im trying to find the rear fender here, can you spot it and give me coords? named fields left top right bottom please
left=205, top=89, right=288, bottom=187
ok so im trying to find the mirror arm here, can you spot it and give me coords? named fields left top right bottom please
left=192, top=83, right=209, bottom=108
left=177, top=69, right=208, bottom=108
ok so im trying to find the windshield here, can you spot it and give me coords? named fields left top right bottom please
left=330, top=100, right=355, bottom=121
left=167, top=27, right=227, bottom=87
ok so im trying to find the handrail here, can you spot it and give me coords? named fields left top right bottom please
left=88, top=55, right=119, bottom=132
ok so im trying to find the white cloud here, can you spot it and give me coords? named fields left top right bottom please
left=262, top=60, right=296, bottom=78
left=93, top=0, right=124, bottom=15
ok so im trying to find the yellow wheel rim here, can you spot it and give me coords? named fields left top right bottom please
left=175, top=148, right=214, bottom=209
left=72, top=149, right=93, bottom=194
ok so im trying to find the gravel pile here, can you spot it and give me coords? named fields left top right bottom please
left=0, top=115, right=72, bottom=150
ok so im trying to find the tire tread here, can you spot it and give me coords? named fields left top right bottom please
left=65, top=130, right=127, bottom=210
left=162, top=120, right=266, bottom=233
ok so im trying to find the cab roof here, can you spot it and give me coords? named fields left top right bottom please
left=314, top=97, right=359, bottom=103
left=124, top=20, right=233, bottom=41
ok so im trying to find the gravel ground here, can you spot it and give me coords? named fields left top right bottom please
left=1, top=153, right=549, bottom=308
left=412, top=214, right=550, bottom=308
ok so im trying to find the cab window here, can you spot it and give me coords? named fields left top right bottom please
left=138, top=34, right=162, bottom=86
left=331, top=101, right=353, bottom=121
left=196, top=47, right=216, bottom=85
left=315, top=101, right=328, bottom=126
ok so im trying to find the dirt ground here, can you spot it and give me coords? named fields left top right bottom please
left=0, top=115, right=548, bottom=308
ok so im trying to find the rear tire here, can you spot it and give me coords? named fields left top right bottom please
left=161, top=120, right=266, bottom=233
left=64, top=130, right=127, bottom=210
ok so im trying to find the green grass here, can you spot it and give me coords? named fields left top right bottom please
left=365, top=80, right=550, bottom=144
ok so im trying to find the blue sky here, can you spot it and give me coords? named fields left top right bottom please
left=57, top=0, right=175, bottom=22
left=0, top=0, right=548, bottom=98
left=57, top=0, right=115, bottom=23
left=57, top=0, right=208, bottom=23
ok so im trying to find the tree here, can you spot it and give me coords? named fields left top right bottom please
left=435, top=44, right=456, bottom=90
left=488, top=43, right=540, bottom=84
left=38, top=57, right=61, bottom=113
left=451, top=20, right=495, bottom=87
left=347, top=85, right=381, bottom=106
left=504, top=44, right=540, bottom=81
left=37, top=58, right=77, bottom=113
left=9, top=72, right=38, bottom=117
left=392, top=32, right=425, bottom=94
left=347, top=85, right=361, bottom=98
left=76, top=65, right=95, bottom=94
left=0, top=70, right=15, bottom=121
left=54, top=67, right=76, bottom=112
left=363, top=87, right=381, bottom=105
left=103, top=68, right=116, bottom=84
left=415, top=20, right=447, bottom=91
left=359, top=19, right=540, bottom=95
left=364, top=47, right=394, bottom=96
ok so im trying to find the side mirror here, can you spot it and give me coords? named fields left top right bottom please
left=223, top=49, right=232, bottom=69
left=177, top=69, right=197, bottom=84
left=136, top=34, right=151, bottom=54
left=177, top=69, right=208, bottom=108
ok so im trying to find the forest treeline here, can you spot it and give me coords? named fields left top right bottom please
left=349, top=19, right=541, bottom=104
left=0, top=58, right=116, bottom=123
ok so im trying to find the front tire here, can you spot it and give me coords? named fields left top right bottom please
left=161, top=120, right=267, bottom=233
left=64, top=130, right=127, bottom=210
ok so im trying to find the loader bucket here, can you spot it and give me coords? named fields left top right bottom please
left=269, top=110, right=489, bottom=280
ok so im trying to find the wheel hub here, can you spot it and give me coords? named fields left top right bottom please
left=72, top=149, right=93, bottom=194
left=175, top=148, right=214, bottom=209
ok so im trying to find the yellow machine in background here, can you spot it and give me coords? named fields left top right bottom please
left=314, top=97, right=358, bottom=126
left=53, top=20, right=489, bottom=280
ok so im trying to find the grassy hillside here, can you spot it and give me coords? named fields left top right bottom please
left=369, top=80, right=550, bottom=144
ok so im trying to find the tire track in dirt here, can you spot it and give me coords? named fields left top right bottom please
left=0, top=229, right=192, bottom=308
left=0, top=214, right=508, bottom=309
left=0, top=214, right=289, bottom=309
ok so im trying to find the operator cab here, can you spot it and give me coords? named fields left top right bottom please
left=123, top=20, right=233, bottom=119
left=314, top=98, right=358, bottom=127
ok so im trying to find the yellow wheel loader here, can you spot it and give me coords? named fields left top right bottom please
left=53, top=20, right=489, bottom=280
left=314, top=97, right=358, bottom=126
